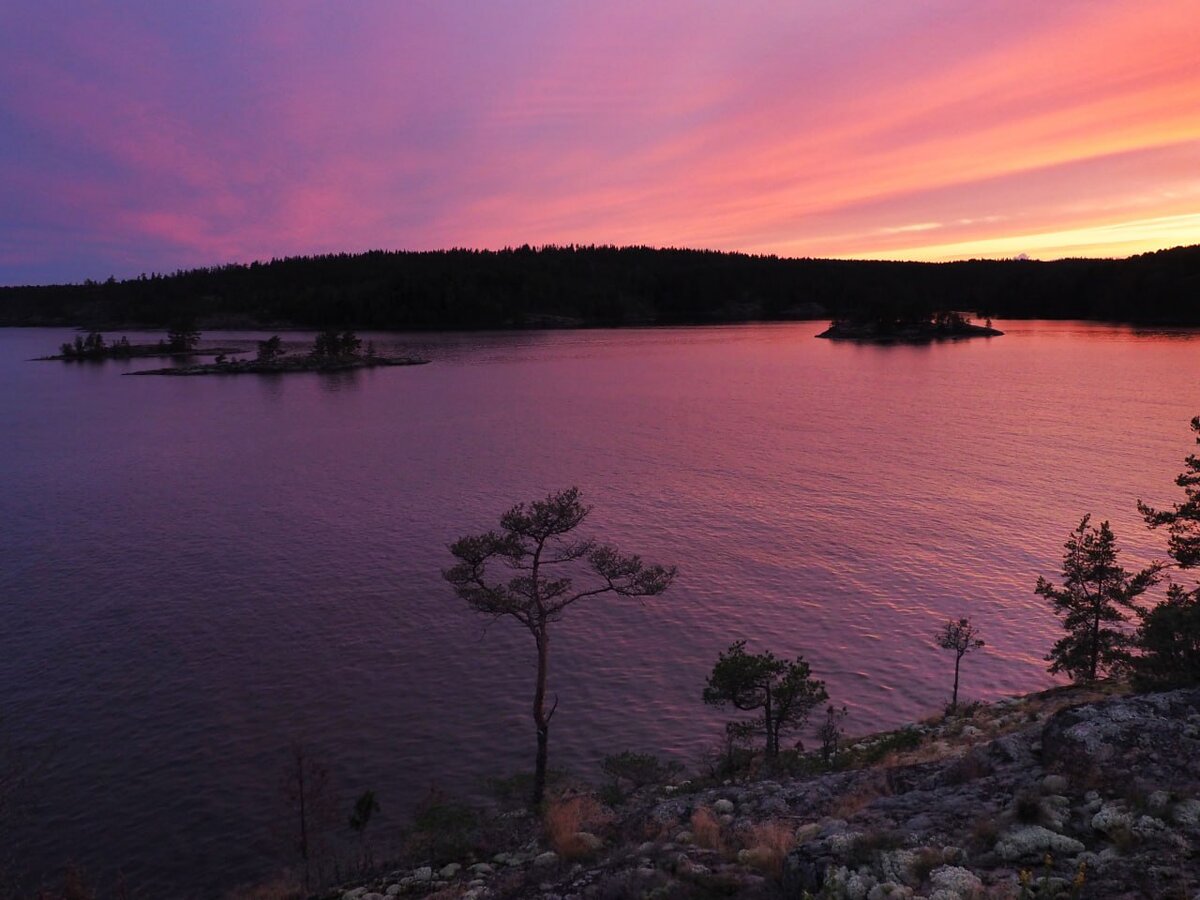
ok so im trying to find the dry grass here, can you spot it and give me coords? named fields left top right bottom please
left=738, top=820, right=795, bottom=878
left=690, top=805, right=724, bottom=851
left=544, top=792, right=612, bottom=859
left=827, top=774, right=892, bottom=820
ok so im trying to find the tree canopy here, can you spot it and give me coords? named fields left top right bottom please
left=703, top=640, right=828, bottom=758
left=1037, top=516, right=1162, bottom=682
left=5, top=244, right=1200, bottom=330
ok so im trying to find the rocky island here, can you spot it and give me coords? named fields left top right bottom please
left=127, top=331, right=428, bottom=376
left=817, top=312, right=1003, bottom=343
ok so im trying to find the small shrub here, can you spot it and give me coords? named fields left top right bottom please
left=1013, top=788, right=1044, bottom=824
left=909, top=847, right=944, bottom=884
left=827, top=774, right=891, bottom=820
left=842, top=728, right=922, bottom=768
left=847, top=828, right=906, bottom=867
left=969, top=815, right=1001, bottom=852
left=602, top=751, right=683, bottom=793
left=740, top=821, right=795, bottom=878
left=818, top=705, right=849, bottom=767
left=690, top=806, right=724, bottom=851
left=409, top=787, right=479, bottom=863
left=486, top=770, right=569, bottom=812
left=544, top=792, right=611, bottom=859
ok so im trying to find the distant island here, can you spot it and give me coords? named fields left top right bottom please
left=130, top=354, right=428, bottom=376
left=3, top=244, right=1199, bottom=331
left=817, top=310, right=1004, bottom=342
left=127, top=331, right=427, bottom=376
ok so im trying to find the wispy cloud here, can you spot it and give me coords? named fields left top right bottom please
left=1, top=0, right=1199, bottom=282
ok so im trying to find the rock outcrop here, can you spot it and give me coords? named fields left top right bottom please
left=328, top=686, right=1200, bottom=900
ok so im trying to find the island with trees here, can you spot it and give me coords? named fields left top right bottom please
left=127, top=329, right=428, bottom=376
left=816, top=309, right=1004, bottom=342
left=36, top=324, right=241, bottom=361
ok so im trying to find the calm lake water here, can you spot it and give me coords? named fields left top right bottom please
left=1, top=321, right=1197, bottom=894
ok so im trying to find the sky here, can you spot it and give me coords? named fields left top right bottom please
left=2, top=0, right=1200, bottom=284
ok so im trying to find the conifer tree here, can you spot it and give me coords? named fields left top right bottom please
left=444, top=488, right=675, bottom=807
left=703, top=641, right=828, bottom=758
left=1036, top=516, right=1161, bottom=682
left=1135, top=415, right=1200, bottom=686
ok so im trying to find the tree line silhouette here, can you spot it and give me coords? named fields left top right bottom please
left=4, top=243, right=1200, bottom=330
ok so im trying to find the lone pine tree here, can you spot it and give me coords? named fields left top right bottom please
left=443, top=487, right=675, bottom=807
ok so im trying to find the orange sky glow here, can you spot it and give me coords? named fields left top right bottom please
left=1, top=0, right=1199, bottom=282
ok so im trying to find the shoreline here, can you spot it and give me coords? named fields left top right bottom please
left=296, top=681, right=1199, bottom=900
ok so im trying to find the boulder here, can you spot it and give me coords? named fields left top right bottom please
left=995, top=825, right=1084, bottom=861
left=929, top=865, right=983, bottom=896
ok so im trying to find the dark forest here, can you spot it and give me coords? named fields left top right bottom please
left=3, top=243, right=1198, bottom=329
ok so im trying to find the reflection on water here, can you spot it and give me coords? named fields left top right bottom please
left=1, top=321, right=1198, bottom=893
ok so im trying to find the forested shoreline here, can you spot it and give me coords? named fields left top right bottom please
left=2, top=243, right=1199, bottom=330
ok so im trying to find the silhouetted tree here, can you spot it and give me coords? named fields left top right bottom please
left=1134, top=585, right=1200, bottom=688
left=348, top=789, right=380, bottom=872
left=1135, top=416, right=1200, bottom=686
left=311, top=329, right=361, bottom=359
left=818, top=704, right=849, bottom=766
left=934, top=617, right=985, bottom=712
left=443, top=487, right=675, bottom=807
left=1036, top=516, right=1162, bottom=682
left=166, top=322, right=200, bottom=351
left=703, top=641, right=828, bottom=758
left=1140, top=416, right=1200, bottom=568
left=280, top=742, right=336, bottom=891
left=257, top=335, right=283, bottom=361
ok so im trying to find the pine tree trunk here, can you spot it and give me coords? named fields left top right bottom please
left=532, top=626, right=550, bottom=808
left=764, top=687, right=775, bottom=758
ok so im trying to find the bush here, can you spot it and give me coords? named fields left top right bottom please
left=739, top=821, right=795, bottom=878
left=690, top=806, right=724, bottom=851
left=601, top=751, right=683, bottom=796
left=543, top=792, right=611, bottom=859
left=409, top=787, right=479, bottom=863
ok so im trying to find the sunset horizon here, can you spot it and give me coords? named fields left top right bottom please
left=4, top=1, right=1200, bottom=284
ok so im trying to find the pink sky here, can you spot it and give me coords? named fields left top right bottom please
left=2, top=0, right=1199, bottom=283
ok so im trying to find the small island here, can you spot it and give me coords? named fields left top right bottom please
left=127, top=331, right=429, bottom=375
left=817, top=310, right=1003, bottom=342
left=37, top=326, right=243, bottom=361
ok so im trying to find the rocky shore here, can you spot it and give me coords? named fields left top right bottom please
left=324, top=684, right=1199, bottom=900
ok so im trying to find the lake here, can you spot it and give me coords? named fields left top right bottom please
left=0, top=321, right=1196, bottom=895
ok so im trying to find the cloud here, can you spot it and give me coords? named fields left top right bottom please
left=1, top=0, right=1199, bottom=281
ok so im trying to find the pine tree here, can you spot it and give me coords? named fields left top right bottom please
left=1036, top=516, right=1161, bottom=682
left=1135, top=415, right=1200, bottom=686
left=444, top=488, right=675, bottom=807
left=703, top=641, right=828, bottom=758
left=934, top=617, right=985, bottom=713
